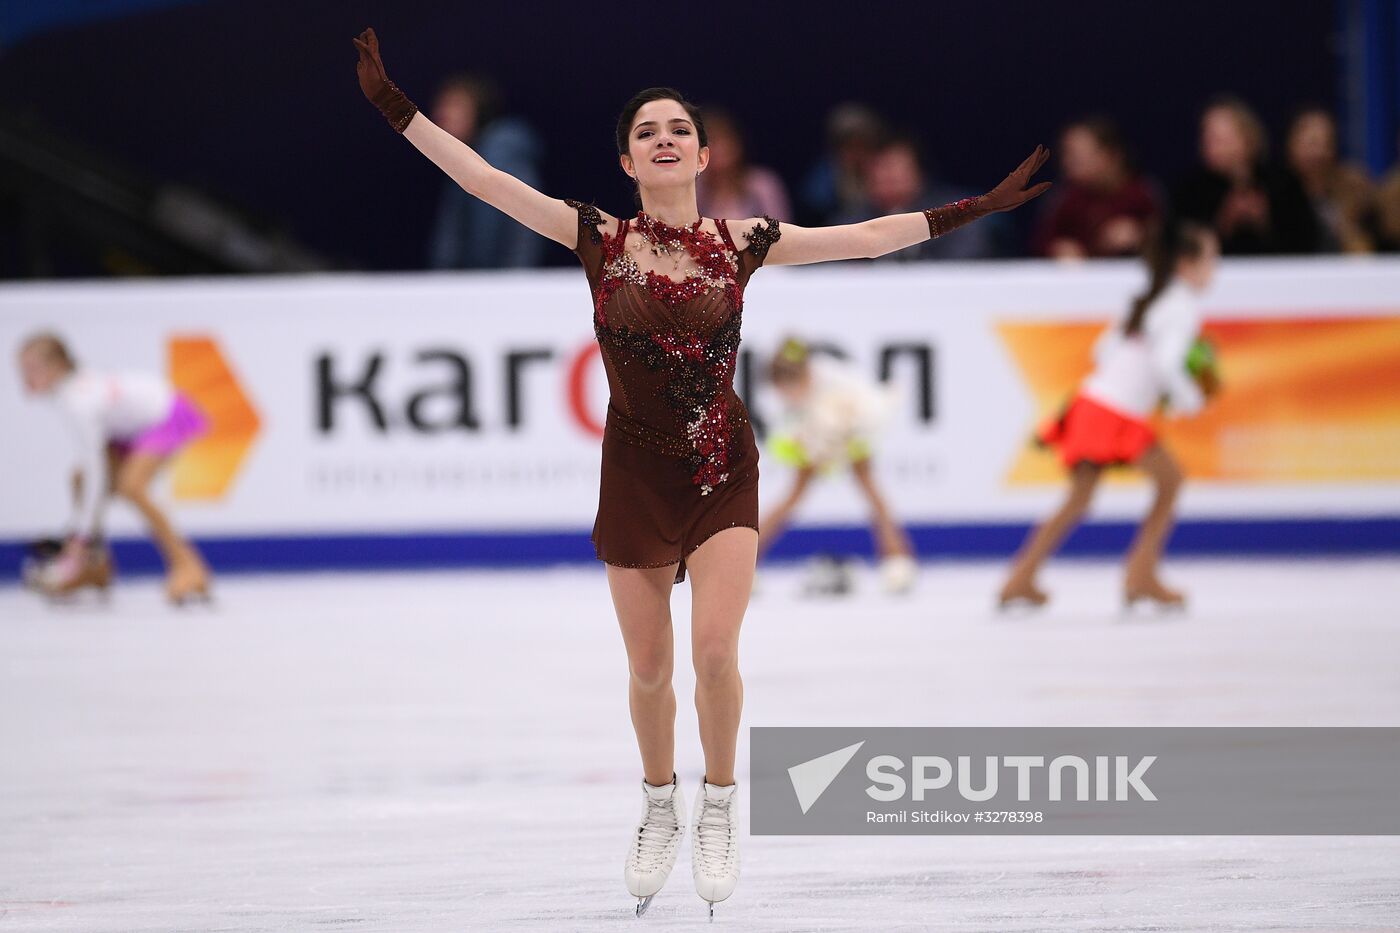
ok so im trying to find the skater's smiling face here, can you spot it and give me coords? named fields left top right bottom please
left=618, top=96, right=710, bottom=197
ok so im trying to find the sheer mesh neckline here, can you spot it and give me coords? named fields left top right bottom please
left=604, top=214, right=739, bottom=299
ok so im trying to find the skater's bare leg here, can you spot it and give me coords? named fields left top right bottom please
left=850, top=458, right=912, bottom=558
left=688, top=528, right=752, bottom=913
left=113, top=452, right=209, bottom=597
left=607, top=563, right=680, bottom=787
left=757, top=467, right=814, bottom=559
left=1124, top=444, right=1185, bottom=602
left=1000, top=461, right=1102, bottom=602
left=685, top=526, right=757, bottom=787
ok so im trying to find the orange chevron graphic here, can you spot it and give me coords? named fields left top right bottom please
left=997, top=316, right=1400, bottom=485
left=167, top=336, right=260, bottom=499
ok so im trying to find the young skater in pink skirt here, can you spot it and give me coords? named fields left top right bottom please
left=18, top=332, right=212, bottom=603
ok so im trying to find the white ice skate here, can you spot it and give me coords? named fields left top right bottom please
left=879, top=554, right=917, bottom=595
left=625, top=774, right=686, bottom=917
left=691, top=779, right=740, bottom=920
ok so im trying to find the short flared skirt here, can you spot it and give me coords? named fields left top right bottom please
left=1037, top=393, right=1156, bottom=468
left=108, top=394, right=208, bottom=458
left=592, top=424, right=760, bottom=585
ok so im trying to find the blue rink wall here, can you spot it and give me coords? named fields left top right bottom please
left=3, top=517, right=1398, bottom=578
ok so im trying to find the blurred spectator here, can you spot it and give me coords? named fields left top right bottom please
left=1032, top=117, right=1160, bottom=259
left=834, top=136, right=1001, bottom=261
left=427, top=75, right=546, bottom=269
left=1286, top=107, right=1375, bottom=253
left=1173, top=97, right=1319, bottom=254
left=799, top=103, right=886, bottom=225
left=1372, top=129, right=1400, bottom=251
left=697, top=109, right=792, bottom=222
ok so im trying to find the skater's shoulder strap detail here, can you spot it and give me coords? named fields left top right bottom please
left=714, top=218, right=739, bottom=255
left=743, top=215, right=781, bottom=264
left=566, top=199, right=611, bottom=281
left=728, top=215, right=781, bottom=285
left=565, top=198, right=604, bottom=247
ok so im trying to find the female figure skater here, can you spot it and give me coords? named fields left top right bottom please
left=759, top=337, right=917, bottom=594
left=998, top=222, right=1220, bottom=610
left=17, top=333, right=212, bottom=603
left=352, top=27, right=1048, bottom=916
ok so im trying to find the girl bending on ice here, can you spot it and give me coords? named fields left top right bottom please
left=18, top=333, right=211, bottom=604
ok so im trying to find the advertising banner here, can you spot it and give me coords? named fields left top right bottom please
left=3, top=260, right=1398, bottom=543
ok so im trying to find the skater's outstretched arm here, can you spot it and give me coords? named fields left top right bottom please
left=353, top=28, right=583, bottom=249
left=735, top=147, right=1052, bottom=267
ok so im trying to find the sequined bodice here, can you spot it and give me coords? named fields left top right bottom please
left=568, top=202, right=780, bottom=495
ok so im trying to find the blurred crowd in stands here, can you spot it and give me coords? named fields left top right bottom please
left=428, top=75, right=1400, bottom=269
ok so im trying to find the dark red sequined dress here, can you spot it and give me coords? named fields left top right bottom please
left=567, top=200, right=782, bottom=583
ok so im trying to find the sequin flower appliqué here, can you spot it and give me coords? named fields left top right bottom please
left=580, top=208, right=747, bottom=495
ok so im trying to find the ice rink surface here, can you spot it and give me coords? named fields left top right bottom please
left=2, top=558, right=1398, bottom=932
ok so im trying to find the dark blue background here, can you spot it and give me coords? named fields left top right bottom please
left=0, top=0, right=1341, bottom=270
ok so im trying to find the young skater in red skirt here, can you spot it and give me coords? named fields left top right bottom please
left=999, top=222, right=1220, bottom=610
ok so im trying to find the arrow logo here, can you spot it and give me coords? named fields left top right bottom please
left=167, top=336, right=260, bottom=500
left=788, top=741, right=865, bottom=815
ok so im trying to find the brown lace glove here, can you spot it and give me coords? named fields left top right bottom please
left=353, top=28, right=418, bottom=133
left=924, top=145, right=1052, bottom=238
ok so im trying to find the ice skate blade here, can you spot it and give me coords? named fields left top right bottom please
left=995, top=595, right=1048, bottom=614
left=169, top=590, right=215, bottom=609
left=635, top=894, right=655, bottom=917
left=1120, top=595, right=1187, bottom=618
left=42, top=586, right=112, bottom=607
left=697, top=892, right=732, bottom=920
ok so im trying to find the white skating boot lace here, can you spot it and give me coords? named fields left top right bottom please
left=625, top=777, right=685, bottom=902
left=691, top=782, right=739, bottom=906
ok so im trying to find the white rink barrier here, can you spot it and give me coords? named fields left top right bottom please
left=2, top=258, right=1398, bottom=565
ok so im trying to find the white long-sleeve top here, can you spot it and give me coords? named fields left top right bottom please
left=1080, top=280, right=1205, bottom=420
left=779, top=356, right=899, bottom=464
left=54, top=370, right=174, bottom=537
